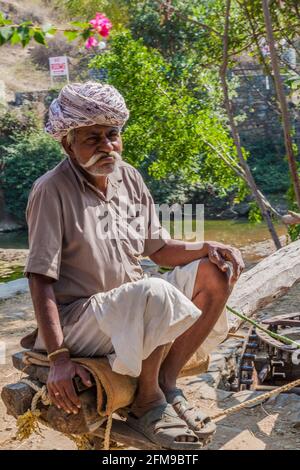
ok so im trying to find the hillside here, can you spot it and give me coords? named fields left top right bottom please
left=0, top=0, right=69, bottom=101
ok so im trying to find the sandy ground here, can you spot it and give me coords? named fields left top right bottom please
left=1, top=284, right=300, bottom=450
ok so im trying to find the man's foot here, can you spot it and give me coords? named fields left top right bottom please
left=130, top=390, right=196, bottom=443
left=130, top=390, right=166, bottom=418
left=163, top=387, right=216, bottom=439
left=127, top=403, right=203, bottom=450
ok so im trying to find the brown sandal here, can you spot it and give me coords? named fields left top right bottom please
left=126, top=403, right=203, bottom=450
left=165, top=388, right=216, bottom=440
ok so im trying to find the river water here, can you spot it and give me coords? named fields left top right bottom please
left=0, top=219, right=287, bottom=250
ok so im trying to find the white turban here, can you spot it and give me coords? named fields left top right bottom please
left=45, top=81, right=129, bottom=141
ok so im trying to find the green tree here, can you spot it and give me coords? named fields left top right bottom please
left=90, top=32, right=245, bottom=198
left=1, top=132, right=64, bottom=222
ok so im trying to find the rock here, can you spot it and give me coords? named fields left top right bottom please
left=0, top=278, right=29, bottom=300
left=233, top=202, right=250, bottom=217
left=197, top=382, right=233, bottom=401
left=208, top=353, right=226, bottom=372
left=266, top=393, right=300, bottom=410
left=228, top=390, right=266, bottom=407
left=218, top=208, right=239, bottom=220
left=0, top=221, right=24, bottom=232
left=189, top=371, right=222, bottom=387
left=291, top=412, right=300, bottom=428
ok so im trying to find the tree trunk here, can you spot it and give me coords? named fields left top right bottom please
left=220, top=0, right=282, bottom=250
left=0, top=187, right=5, bottom=221
left=262, top=0, right=300, bottom=209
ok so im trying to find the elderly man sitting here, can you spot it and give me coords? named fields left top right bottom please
left=24, top=81, right=244, bottom=449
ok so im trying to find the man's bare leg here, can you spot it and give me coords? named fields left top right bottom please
left=130, top=344, right=197, bottom=443
left=130, top=345, right=167, bottom=418
left=159, top=259, right=234, bottom=393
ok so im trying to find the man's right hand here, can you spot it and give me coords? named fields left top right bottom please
left=47, top=355, right=92, bottom=414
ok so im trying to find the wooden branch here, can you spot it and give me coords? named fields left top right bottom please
left=219, top=0, right=282, bottom=249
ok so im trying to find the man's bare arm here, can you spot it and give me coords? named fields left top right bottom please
left=28, top=273, right=92, bottom=414
left=149, top=239, right=244, bottom=284
left=28, top=273, right=64, bottom=353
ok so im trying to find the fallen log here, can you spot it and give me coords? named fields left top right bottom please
left=1, top=368, right=104, bottom=434
left=228, top=239, right=300, bottom=330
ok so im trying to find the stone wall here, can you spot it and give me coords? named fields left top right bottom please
left=233, top=64, right=300, bottom=147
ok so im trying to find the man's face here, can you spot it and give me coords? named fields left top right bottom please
left=63, top=124, right=123, bottom=176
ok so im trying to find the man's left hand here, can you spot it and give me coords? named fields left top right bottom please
left=205, top=242, right=245, bottom=284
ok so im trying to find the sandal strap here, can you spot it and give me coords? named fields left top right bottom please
left=136, top=404, right=184, bottom=429
left=166, top=388, right=211, bottom=425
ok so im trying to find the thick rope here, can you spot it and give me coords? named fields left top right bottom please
left=211, top=377, right=300, bottom=421
left=20, top=378, right=51, bottom=411
left=103, top=414, right=113, bottom=450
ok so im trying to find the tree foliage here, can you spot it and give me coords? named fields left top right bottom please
left=1, top=132, right=64, bottom=222
left=90, top=31, right=245, bottom=200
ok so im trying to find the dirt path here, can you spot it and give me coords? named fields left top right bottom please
left=0, top=293, right=76, bottom=449
left=1, top=284, right=300, bottom=450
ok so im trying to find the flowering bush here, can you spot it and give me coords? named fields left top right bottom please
left=85, top=12, right=112, bottom=49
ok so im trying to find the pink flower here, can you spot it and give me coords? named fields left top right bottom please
left=90, top=13, right=106, bottom=29
left=85, top=36, right=98, bottom=49
left=90, top=12, right=112, bottom=38
left=99, top=23, right=111, bottom=37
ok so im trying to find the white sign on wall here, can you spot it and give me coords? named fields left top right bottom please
left=49, top=56, right=69, bottom=82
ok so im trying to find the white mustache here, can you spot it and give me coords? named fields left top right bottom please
left=80, top=151, right=121, bottom=168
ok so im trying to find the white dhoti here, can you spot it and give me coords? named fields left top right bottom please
left=35, top=258, right=229, bottom=377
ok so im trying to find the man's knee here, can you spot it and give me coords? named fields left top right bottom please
left=196, top=258, right=232, bottom=298
left=143, top=277, right=173, bottom=294
left=142, top=277, right=176, bottom=303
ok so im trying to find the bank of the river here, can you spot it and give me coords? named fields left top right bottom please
left=0, top=249, right=28, bottom=283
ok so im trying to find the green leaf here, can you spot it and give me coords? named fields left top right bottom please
left=70, top=21, right=89, bottom=28
left=10, top=30, right=21, bottom=45
left=81, top=28, right=92, bottom=40
left=46, top=28, right=57, bottom=36
left=21, top=35, right=31, bottom=47
left=63, top=30, right=79, bottom=41
left=0, top=26, right=13, bottom=40
left=16, top=25, right=31, bottom=47
left=0, top=12, right=12, bottom=26
left=20, top=21, right=33, bottom=27
left=33, top=30, right=46, bottom=45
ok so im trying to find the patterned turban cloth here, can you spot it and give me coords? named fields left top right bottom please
left=45, top=81, right=129, bottom=141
